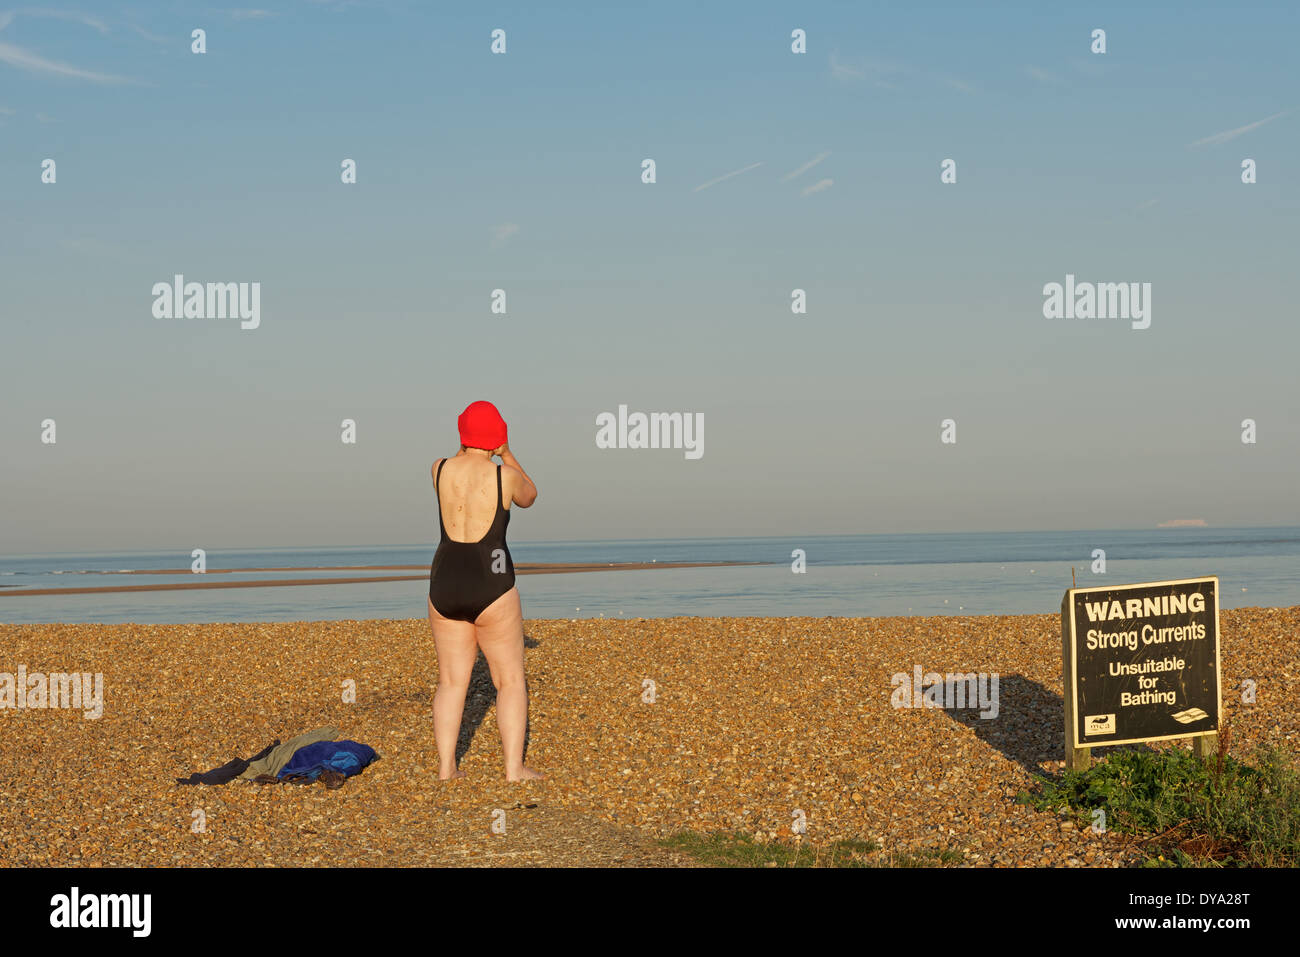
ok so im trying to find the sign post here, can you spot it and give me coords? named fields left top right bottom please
left=1061, top=576, right=1221, bottom=771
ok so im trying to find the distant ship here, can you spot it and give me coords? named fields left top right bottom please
left=1157, top=519, right=1208, bottom=528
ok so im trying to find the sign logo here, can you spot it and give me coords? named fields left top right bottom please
left=1084, top=713, right=1116, bottom=735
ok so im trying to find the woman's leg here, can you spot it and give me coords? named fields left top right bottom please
left=473, top=587, right=543, bottom=780
left=427, top=597, right=478, bottom=779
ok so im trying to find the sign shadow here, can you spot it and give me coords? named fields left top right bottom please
left=939, top=673, right=1159, bottom=778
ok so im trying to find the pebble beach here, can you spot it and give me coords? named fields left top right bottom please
left=2, top=607, right=1296, bottom=867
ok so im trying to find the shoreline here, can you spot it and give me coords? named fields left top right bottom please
left=0, top=560, right=763, bottom=598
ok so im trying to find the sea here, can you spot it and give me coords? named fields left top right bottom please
left=0, top=527, right=1297, bottom=624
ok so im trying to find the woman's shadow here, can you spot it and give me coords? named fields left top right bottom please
left=455, top=633, right=540, bottom=765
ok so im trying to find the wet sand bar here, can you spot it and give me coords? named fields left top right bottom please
left=0, top=562, right=762, bottom=598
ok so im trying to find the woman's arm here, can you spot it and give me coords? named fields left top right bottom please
left=496, top=444, right=537, bottom=507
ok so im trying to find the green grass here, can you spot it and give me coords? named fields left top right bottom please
left=1017, top=743, right=1300, bottom=867
left=659, top=831, right=962, bottom=868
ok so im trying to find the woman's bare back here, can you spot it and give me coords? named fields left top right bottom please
left=434, top=454, right=509, bottom=542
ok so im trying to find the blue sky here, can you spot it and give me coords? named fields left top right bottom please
left=2, top=0, right=1298, bottom=552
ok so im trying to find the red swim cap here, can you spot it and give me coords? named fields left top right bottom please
left=457, top=400, right=508, bottom=450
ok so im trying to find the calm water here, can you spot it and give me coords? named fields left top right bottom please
left=1, top=527, right=1297, bottom=624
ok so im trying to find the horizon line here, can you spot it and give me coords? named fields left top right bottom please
left=5, top=522, right=1298, bottom=559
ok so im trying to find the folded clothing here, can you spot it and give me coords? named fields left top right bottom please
left=176, top=739, right=281, bottom=786
left=237, top=726, right=340, bottom=781
left=277, top=740, right=379, bottom=782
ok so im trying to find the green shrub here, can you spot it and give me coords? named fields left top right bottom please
left=1019, top=744, right=1300, bottom=867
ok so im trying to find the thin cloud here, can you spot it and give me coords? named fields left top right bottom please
left=693, top=161, right=762, bottom=192
left=0, top=41, right=133, bottom=83
left=0, top=105, right=14, bottom=115
left=17, top=9, right=110, bottom=34
left=129, top=23, right=169, bottom=43
left=830, top=51, right=908, bottom=85
left=231, top=9, right=274, bottom=19
left=1187, top=111, right=1287, bottom=148
left=1026, top=66, right=1061, bottom=84
left=1135, top=198, right=1158, bottom=210
left=781, top=151, right=830, bottom=182
left=490, top=222, right=520, bottom=247
left=829, top=51, right=865, bottom=81
left=35, top=111, right=54, bottom=123
left=0, top=9, right=134, bottom=83
left=833, top=51, right=971, bottom=94
left=801, top=178, right=833, bottom=196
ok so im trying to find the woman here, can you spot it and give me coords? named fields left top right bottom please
left=427, top=400, right=542, bottom=781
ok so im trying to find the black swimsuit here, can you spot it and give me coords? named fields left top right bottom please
left=428, top=460, right=516, bottom=622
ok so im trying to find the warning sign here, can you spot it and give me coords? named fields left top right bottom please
left=1061, top=576, right=1221, bottom=750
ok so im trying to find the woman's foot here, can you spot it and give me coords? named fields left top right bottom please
left=506, top=765, right=544, bottom=781
left=439, top=768, right=466, bottom=780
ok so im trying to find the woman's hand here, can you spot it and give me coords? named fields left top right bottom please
left=492, top=442, right=509, bottom=459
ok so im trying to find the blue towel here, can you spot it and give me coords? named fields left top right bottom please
left=277, top=740, right=378, bottom=781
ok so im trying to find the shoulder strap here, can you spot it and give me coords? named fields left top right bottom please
left=433, top=460, right=448, bottom=536
left=496, top=464, right=505, bottom=510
